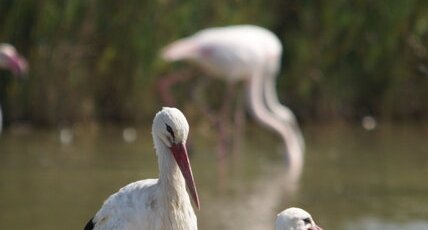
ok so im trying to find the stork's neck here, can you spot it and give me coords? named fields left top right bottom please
left=154, top=138, right=189, bottom=206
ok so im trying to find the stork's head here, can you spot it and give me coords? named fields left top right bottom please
left=0, top=44, right=28, bottom=77
left=152, top=107, right=199, bottom=209
left=276, top=207, right=323, bottom=230
left=152, top=107, right=189, bottom=148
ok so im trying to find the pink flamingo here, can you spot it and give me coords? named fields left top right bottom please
left=161, top=25, right=304, bottom=179
left=0, top=43, right=28, bottom=133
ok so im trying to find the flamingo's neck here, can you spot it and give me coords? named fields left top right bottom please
left=246, top=73, right=304, bottom=180
left=263, top=71, right=305, bottom=152
left=0, top=53, right=9, bottom=69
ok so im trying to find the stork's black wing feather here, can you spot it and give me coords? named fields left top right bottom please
left=84, top=218, right=95, bottom=230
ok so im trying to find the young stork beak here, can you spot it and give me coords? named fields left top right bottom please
left=308, top=224, right=323, bottom=230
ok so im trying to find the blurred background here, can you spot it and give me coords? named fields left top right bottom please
left=0, top=1, right=427, bottom=230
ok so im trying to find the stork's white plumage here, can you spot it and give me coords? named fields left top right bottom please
left=84, top=107, right=199, bottom=230
left=276, top=207, right=323, bottom=230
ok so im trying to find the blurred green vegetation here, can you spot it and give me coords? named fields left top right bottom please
left=0, top=0, right=427, bottom=127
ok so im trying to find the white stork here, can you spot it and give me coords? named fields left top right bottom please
left=84, top=107, right=200, bottom=230
left=276, top=207, right=323, bottom=230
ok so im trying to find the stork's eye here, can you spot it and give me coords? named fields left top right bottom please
left=303, top=218, right=311, bottom=225
left=166, top=124, right=175, bottom=139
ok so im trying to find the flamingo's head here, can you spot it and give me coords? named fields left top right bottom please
left=276, top=207, right=323, bottom=230
left=152, top=107, right=200, bottom=210
left=0, top=44, right=28, bottom=77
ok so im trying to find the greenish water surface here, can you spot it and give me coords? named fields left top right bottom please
left=0, top=122, right=427, bottom=230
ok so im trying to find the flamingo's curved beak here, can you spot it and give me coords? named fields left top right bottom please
left=161, top=39, right=198, bottom=62
left=7, top=53, right=28, bottom=78
left=170, top=143, right=200, bottom=210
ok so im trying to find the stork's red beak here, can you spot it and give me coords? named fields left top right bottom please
left=170, top=143, right=200, bottom=210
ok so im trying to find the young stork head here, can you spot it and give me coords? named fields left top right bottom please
left=152, top=107, right=200, bottom=209
left=276, top=207, right=323, bottom=230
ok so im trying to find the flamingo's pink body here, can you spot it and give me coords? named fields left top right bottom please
left=162, top=25, right=304, bottom=178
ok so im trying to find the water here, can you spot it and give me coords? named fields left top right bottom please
left=0, top=122, right=427, bottom=230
